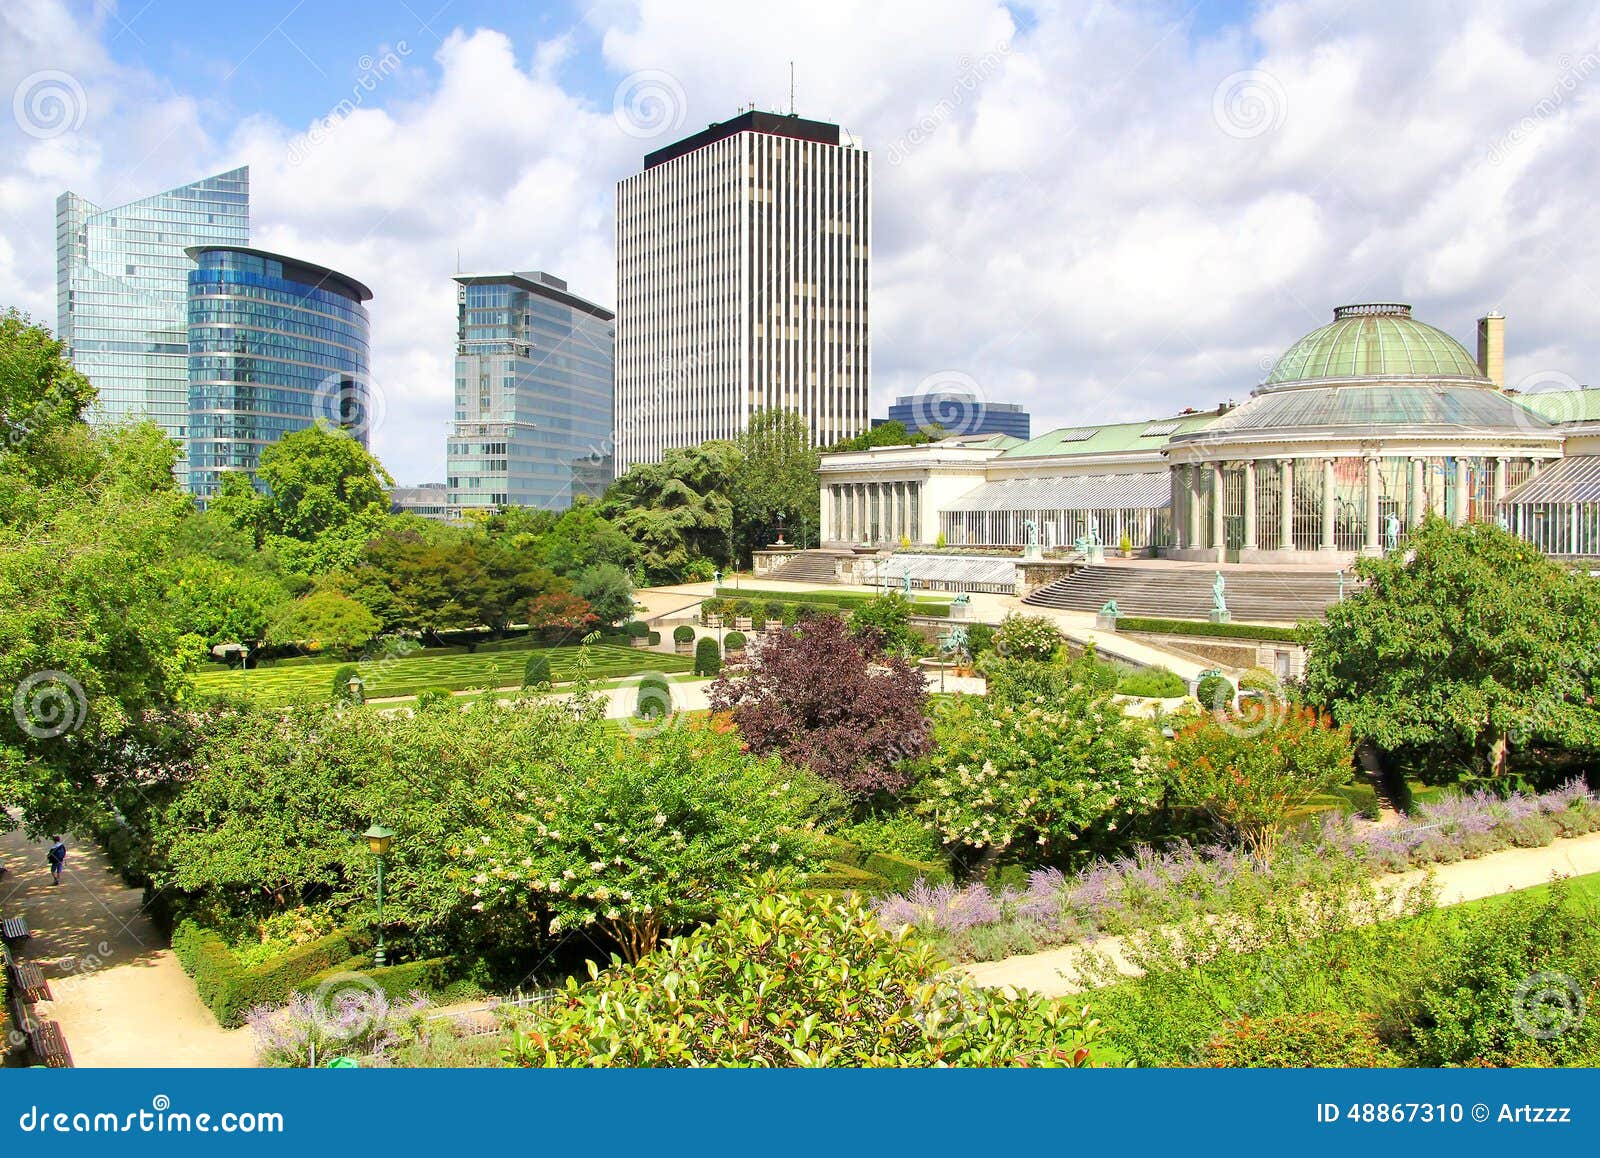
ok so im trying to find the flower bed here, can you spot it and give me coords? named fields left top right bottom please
left=874, top=781, right=1600, bottom=962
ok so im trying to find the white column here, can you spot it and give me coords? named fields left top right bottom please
left=1410, top=457, right=1426, bottom=526
left=1365, top=454, right=1382, bottom=552
left=1170, top=466, right=1185, bottom=549
left=1321, top=458, right=1337, bottom=549
left=1187, top=465, right=1202, bottom=549
left=1493, top=457, right=1508, bottom=504
left=821, top=485, right=834, bottom=543
left=1210, top=462, right=1225, bottom=554
left=1243, top=458, right=1258, bottom=550
left=1453, top=458, right=1470, bottom=525
left=1279, top=458, right=1294, bottom=550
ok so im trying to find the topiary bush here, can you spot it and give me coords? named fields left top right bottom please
left=634, top=673, right=672, bottom=720
left=414, top=687, right=454, bottom=711
left=1195, top=672, right=1235, bottom=711
left=673, top=624, right=696, bottom=644
left=724, top=630, right=747, bottom=654
left=648, top=631, right=661, bottom=646
left=624, top=620, right=649, bottom=639
left=693, top=636, right=722, bottom=677
left=522, top=653, right=552, bottom=689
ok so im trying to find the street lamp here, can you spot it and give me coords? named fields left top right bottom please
left=362, top=823, right=396, bottom=967
left=347, top=674, right=364, bottom=705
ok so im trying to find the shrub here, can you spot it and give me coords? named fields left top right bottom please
left=764, top=600, right=784, bottom=620
left=840, top=811, right=945, bottom=863
left=709, top=613, right=931, bottom=799
left=1164, top=706, right=1354, bottom=858
left=693, top=636, right=721, bottom=677
left=1238, top=667, right=1282, bottom=696
left=647, top=631, right=660, bottom=646
left=624, top=620, right=649, bottom=638
left=781, top=603, right=801, bottom=626
left=673, top=625, right=696, bottom=644
left=964, top=622, right=995, bottom=658
left=983, top=657, right=1069, bottom=705
left=916, top=690, right=1158, bottom=865
left=734, top=599, right=754, bottom=617
left=634, top=673, right=672, bottom=719
left=1199, top=1011, right=1399, bottom=1068
left=1117, top=668, right=1186, bottom=698
left=847, top=593, right=926, bottom=656
left=750, top=609, right=766, bottom=630
left=1117, top=617, right=1299, bottom=642
left=522, top=653, right=552, bottom=689
left=994, top=612, right=1063, bottom=661
left=414, top=687, right=454, bottom=711
left=248, top=983, right=432, bottom=1067
left=723, top=630, right=747, bottom=652
left=1195, top=672, right=1235, bottom=710
left=504, top=889, right=1106, bottom=1067
left=172, top=921, right=356, bottom=1027
left=331, top=664, right=361, bottom=704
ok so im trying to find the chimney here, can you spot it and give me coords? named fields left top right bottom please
left=1477, top=312, right=1505, bottom=388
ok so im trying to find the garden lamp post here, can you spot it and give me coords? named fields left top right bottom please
left=347, top=674, right=364, bottom=705
left=363, top=823, right=395, bottom=967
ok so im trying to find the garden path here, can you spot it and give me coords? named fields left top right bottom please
left=0, top=822, right=255, bottom=1067
left=962, top=829, right=1600, bottom=997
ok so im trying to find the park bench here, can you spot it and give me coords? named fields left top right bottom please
left=1, top=916, right=30, bottom=943
left=2, top=940, right=51, bottom=1003
left=29, top=1019, right=73, bottom=1067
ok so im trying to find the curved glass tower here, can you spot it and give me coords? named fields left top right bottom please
left=185, top=246, right=373, bottom=500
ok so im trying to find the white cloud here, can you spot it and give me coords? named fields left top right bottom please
left=6, top=0, right=1600, bottom=486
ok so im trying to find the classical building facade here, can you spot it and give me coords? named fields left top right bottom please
left=819, top=303, right=1598, bottom=560
left=614, top=111, right=869, bottom=471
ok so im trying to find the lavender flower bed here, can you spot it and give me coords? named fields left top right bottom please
left=874, top=780, right=1600, bottom=962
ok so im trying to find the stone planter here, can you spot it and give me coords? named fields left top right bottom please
left=675, top=640, right=695, bottom=656
left=630, top=636, right=650, bottom=648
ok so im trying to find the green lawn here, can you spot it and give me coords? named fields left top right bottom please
left=195, top=643, right=692, bottom=706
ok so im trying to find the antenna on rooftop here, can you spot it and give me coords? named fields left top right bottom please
left=789, top=61, right=795, bottom=115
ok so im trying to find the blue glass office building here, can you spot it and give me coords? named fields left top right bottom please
left=884, top=392, right=1031, bottom=439
left=185, top=246, right=373, bottom=500
left=447, top=271, right=615, bottom=513
left=56, top=166, right=250, bottom=489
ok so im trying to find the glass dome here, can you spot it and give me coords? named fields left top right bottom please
left=1264, top=303, right=1487, bottom=387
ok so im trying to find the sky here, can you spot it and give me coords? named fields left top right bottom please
left=3, top=0, right=1600, bottom=486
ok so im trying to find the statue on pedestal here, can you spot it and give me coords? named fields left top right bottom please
left=1023, top=518, right=1042, bottom=561
left=1210, top=570, right=1230, bottom=623
left=1384, top=511, right=1401, bottom=553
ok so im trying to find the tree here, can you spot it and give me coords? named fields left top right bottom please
left=522, top=653, right=552, bottom=689
left=598, top=443, right=739, bottom=581
left=0, top=308, right=98, bottom=478
left=694, top=636, right=721, bottom=676
left=210, top=424, right=393, bottom=577
left=730, top=408, right=821, bottom=551
left=462, top=723, right=833, bottom=961
left=505, top=889, right=1105, bottom=1067
left=708, top=614, right=931, bottom=799
left=529, top=502, right=636, bottom=577
left=1164, top=705, right=1355, bottom=858
left=917, top=688, right=1158, bottom=866
left=573, top=563, right=635, bottom=627
left=527, top=590, right=595, bottom=637
left=1300, top=517, right=1600, bottom=783
left=848, top=593, right=927, bottom=656
left=264, top=591, right=382, bottom=653
left=167, top=555, right=290, bottom=649
left=827, top=420, right=942, bottom=453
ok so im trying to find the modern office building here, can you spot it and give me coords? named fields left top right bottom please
left=390, top=484, right=450, bottom=521
left=56, top=166, right=250, bottom=488
left=614, top=110, right=870, bottom=471
left=185, top=246, right=373, bottom=500
left=883, top=392, right=1031, bottom=439
left=446, top=271, right=615, bottom=515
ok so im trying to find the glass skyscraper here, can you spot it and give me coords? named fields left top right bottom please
left=446, top=271, right=615, bottom=514
left=186, top=246, right=373, bottom=500
left=56, top=166, right=250, bottom=488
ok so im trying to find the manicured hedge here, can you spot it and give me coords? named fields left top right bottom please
left=806, top=840, right=951, bottom=896
left=860, top=851, right=952, bottom=893
left=1116, top=616, right=1299, bottom=642
left=172, top=921, right=356, bottom=1027
left=303, top=956, right=451, bottom=1001
left=713, top=587, right=951, bottom=617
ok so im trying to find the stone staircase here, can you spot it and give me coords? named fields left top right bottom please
left=1023, top=563, right=1347, bottom=623
left=765, top=549, right=853, bottom=584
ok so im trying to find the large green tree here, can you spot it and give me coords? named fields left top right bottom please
left=731, top=408, right=821, bottom=551
left=1300, top=517, right=1600, bottom=783
left=599, top=442, right=739, bottom=581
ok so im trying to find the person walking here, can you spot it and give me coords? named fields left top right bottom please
left=46, top=836, right=65, bottom=885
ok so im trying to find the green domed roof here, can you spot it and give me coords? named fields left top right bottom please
left=1265, top=304, right=1487, bottom=386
